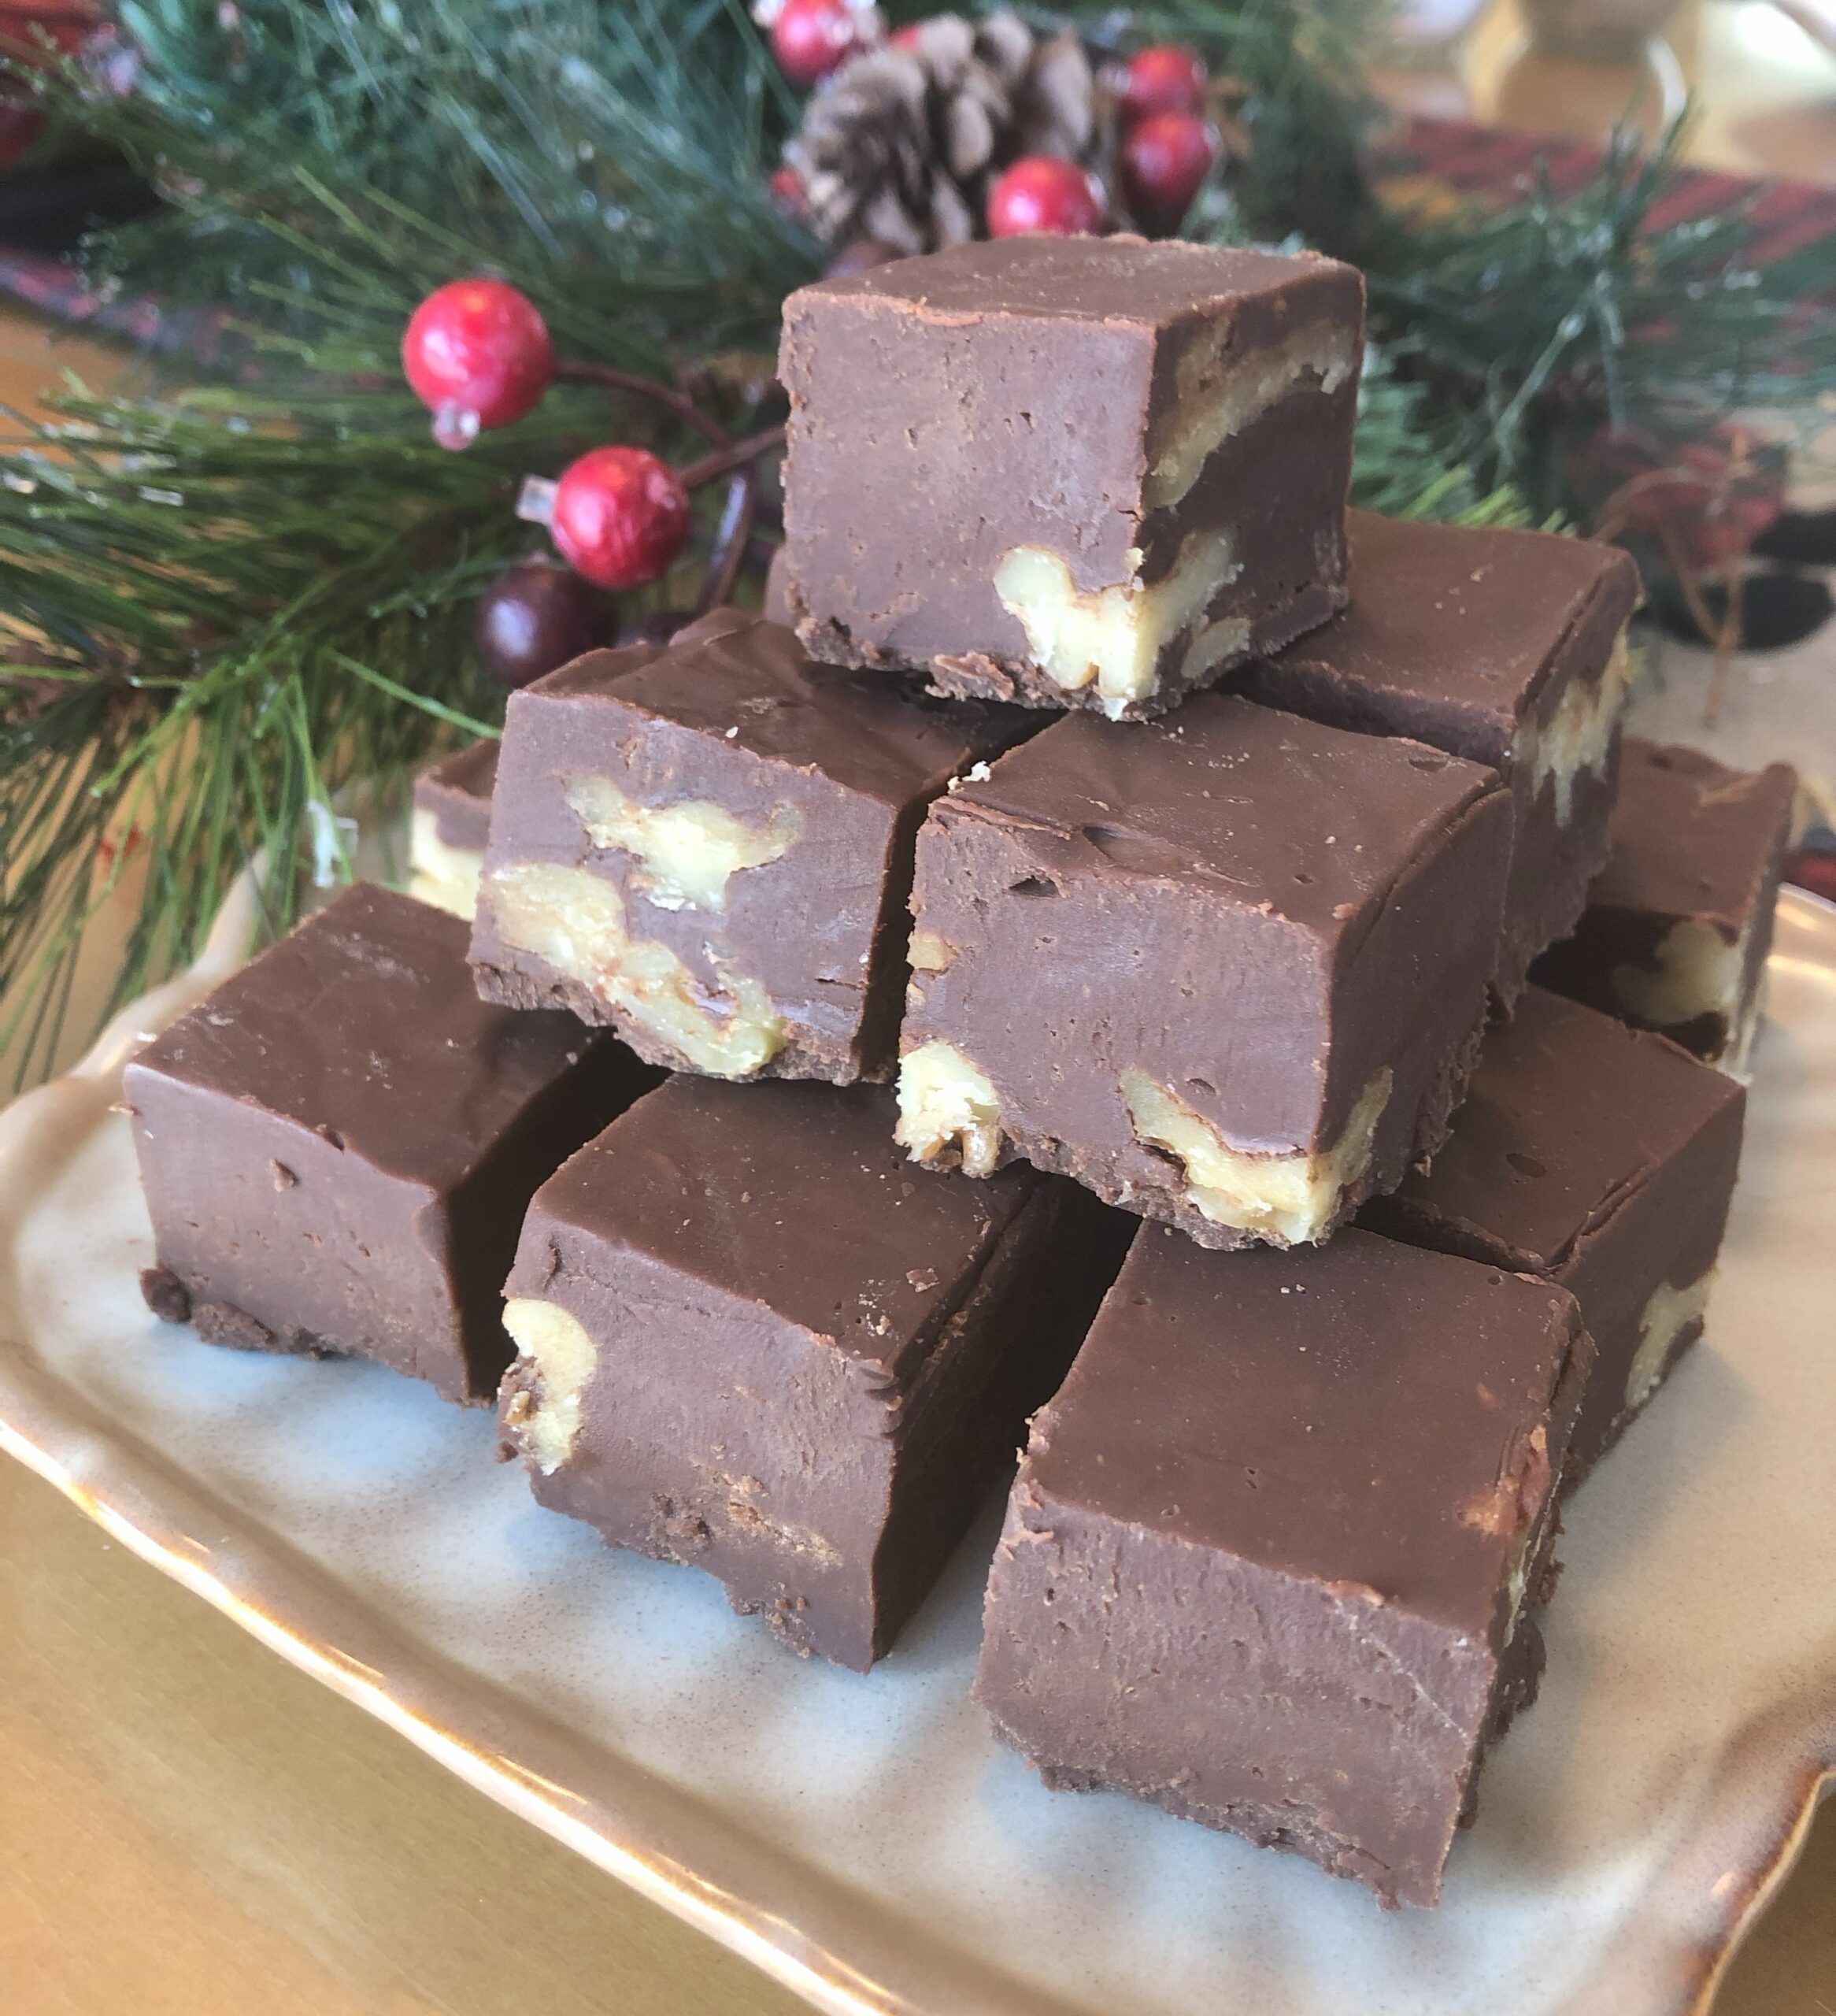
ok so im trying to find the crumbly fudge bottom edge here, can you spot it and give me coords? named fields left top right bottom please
left=138, top=1263, right=490, bottom=1410
left=979, top=1528, right=1559, bottom=1910
left=907, top=1001, right=1488, bottom=1253
left=796, top=575, right=1346, bottom=724
left=471, top=952, right=886, bottom=1087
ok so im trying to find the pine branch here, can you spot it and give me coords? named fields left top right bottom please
left=1364, top=119, right=1836, bottom=522
left=54, top=0, right=819, bottom=382
left=0, top=384, right=517, bottom=1087
left=1349, top=343, right=1541, bottom=528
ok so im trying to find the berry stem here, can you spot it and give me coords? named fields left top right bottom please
left=678, top=425, right=788, bottom=491
left=697, top=475, right=756, bottom=617
left=552, top=358, right=731, bottom=447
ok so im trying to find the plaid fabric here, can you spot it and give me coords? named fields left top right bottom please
left=1371, top=114, right=1836, bottom=268
left=0, top=245, right=228, bottom=358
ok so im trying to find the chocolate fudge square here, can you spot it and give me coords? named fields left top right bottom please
left=975, top=1226, right=1590, bottom=1909
left=126, top=884, right=655, bottom=1403
left=896, top=695, right=1512, bottom=1247
left=471, top=609, right=1027, bottom=1085
left=779, top=236, right=1363, bottom=721
left=1236, top=510, right=1642, bottom=1000
left=1364, top=986, right=1745, bottom=1477
left=410, top=739, right=498, bottom=919
left=1531, top=739, right=1798, bottom=1072
left=498, top=1076, right=1131, bottom=1670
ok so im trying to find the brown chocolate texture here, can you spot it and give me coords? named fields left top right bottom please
left=416, top=739, right=499, bottom=851
left=1531, top=739, right=1798, bottom=1069
left=897, top=694, right=1513, bottom=1247
left=975, top=1225, right=1590, bottom=1909
left=1236, top=510, right=1643, bottom=1001
left=778, top=236, right=1364, bottom=721
left=410, top=739, right=500, bottom=919
left=762, top=544, right=793, bottom=628
left=1363, top=986, right=1745, bottom=1476
left=469, top=608, right=1030, bottom=1086
left=124, top=884, right=656, bottom=1403
left=498, top=1076, right=1132, bottom=1670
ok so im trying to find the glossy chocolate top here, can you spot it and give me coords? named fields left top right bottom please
left=135, top=883, right=607, bottom=1191
left=1246, top=511, right=1641, bottom=765
left=530, top=1076, right=1038, bottom=1374
left=532, top=610, right=1026, bottom=806
left=943, top=691, right=1501, bottom=938
left=1595, top=739, right=1797, bottom=928
left=1366, top=986, right=1744, bottom=1273
left=414, top=738, right=499, bottom=850
left=791, top=233, right=1354, bottom=331
left=1031, top=1225, right=1582, bottom=1634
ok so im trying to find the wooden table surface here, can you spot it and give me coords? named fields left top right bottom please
left=2, top=11, right=1834, bottom=2008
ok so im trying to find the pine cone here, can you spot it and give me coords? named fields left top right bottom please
left=784, top=12, right=1110, bottom=257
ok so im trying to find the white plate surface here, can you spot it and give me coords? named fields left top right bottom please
left=0, top=886, right=1831, bottom=2016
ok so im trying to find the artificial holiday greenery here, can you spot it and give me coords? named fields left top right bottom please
left=0, top=0, right=1828, bottom=1085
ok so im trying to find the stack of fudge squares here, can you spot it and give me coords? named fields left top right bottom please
left=128, top=238, right=1801, bottom=1912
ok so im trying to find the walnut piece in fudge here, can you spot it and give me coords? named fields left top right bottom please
left=1364, top=986, right=1745, bottom=1477
left=896, top=695, right=1512, bottom=1247
left=125, top=884, right=656, bottom=1403
left=779, top=236, right=1364, bottom=721
left=1236, top=510, right=1642, bottom=1002
left=470, top=609, right=1029, bottom=1084
left=975, top=1225, right=1590, bottom=1908
left=1531, top=739, right=1798, bottom=1073
left=498, top=1076, right=1131, bottom=1670
left=409, top=739, right=498, bottom=919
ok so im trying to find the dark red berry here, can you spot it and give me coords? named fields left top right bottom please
left=475, top=558, right=618, bottom=689
left=986, top=156, right=1102, bottom=240
left=402, top=279, right=552, bottom=449
left=772, top=0, right=864, bottom=89
left=549, top=447, right=692, bottom=592
left=768, top=163, right=807, bottom=219
left=1120, top=112, right=1216, bottom=232
left=619, top=608, right=697, bottom=648
left=824, top=237, right=901, bottom=279
left=1120, top=44, right=1207, bottom=124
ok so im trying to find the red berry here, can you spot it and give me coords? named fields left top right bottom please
left=772, top=0, right=863, bottom=89
left=1120, top=44, right=1207, bottom=124
left=403, top=280, right=552, bottom=449
left=549, top=447, right=692, bottom=592
left=890, top=23, right=922, bottom=50
left=768, top=163, right=807, bottom=218
left=1120, top=112, right=1216, bottom=232
left=986, top=156, right=1102, bottom=240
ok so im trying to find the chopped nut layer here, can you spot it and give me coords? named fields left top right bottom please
left=1626, top=1270, right=1715, bottom=1410
left=1145, top=320, right=1357, bottom=513
left=1120, top=1067, right=1392, bottom=1244
left=895, top=1040, right=1005, bottom=1177
left=503, top=1298, right=597, bottom=1475
left=1515, top=625, right=1635, bottom=825
left=993, top=528, right=1243, bottom=719
left=484, top=859, right=787, bottom=1077
left=407, top=806, right=485, bottom=921
left=564, top=773, right=799, bottom=914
